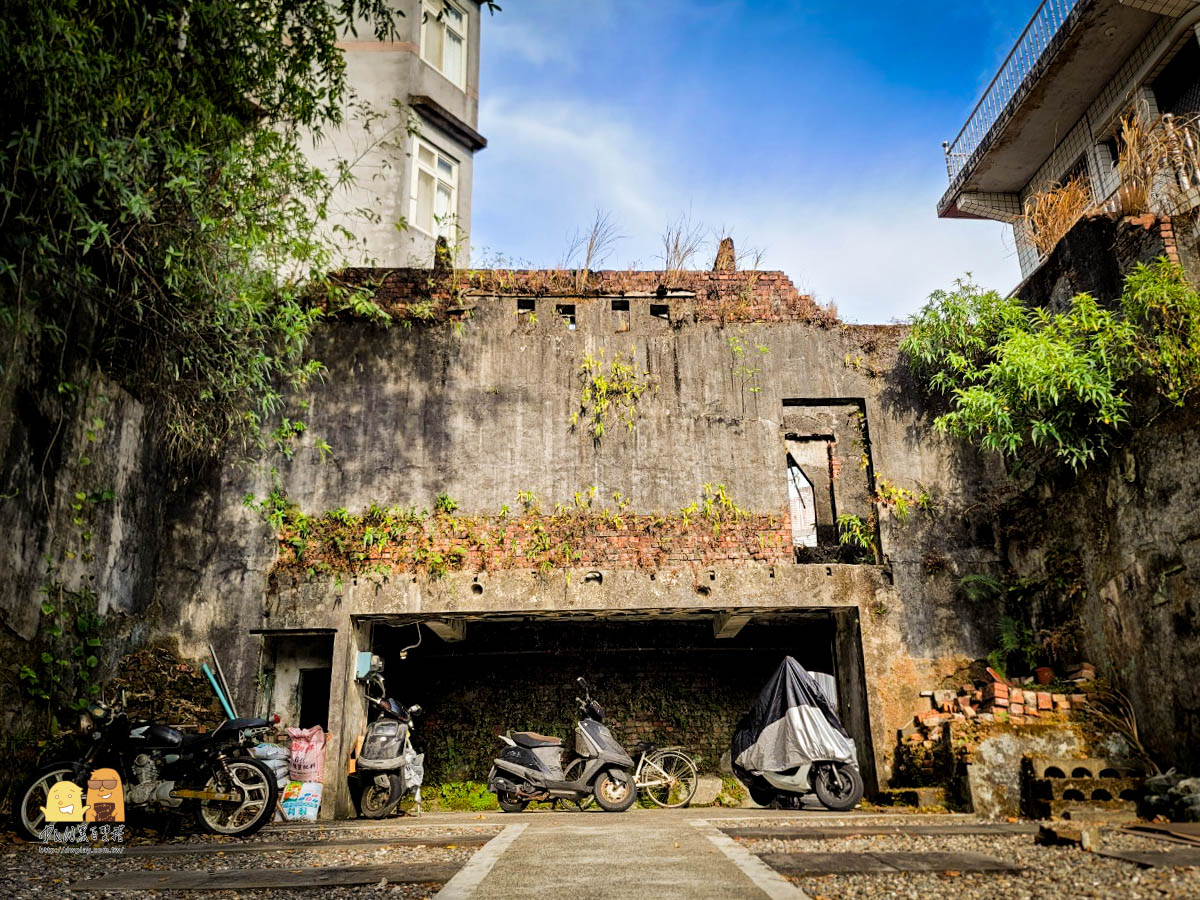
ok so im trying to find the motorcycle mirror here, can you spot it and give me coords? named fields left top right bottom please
left=119, top=688, right=127, bottom=707
left=407, top=704, right=423, bottom=717
left=576, top=676, right=589, bottom=691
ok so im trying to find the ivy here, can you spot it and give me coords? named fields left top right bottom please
left=19, top=583, right=106, bottom=733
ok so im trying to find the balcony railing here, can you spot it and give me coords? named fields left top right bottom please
left=944, top=0, right=1084, bottom=181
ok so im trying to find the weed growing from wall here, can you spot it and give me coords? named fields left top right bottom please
left=248, top=484, right=788, bottom=579
left=569, top=348, right=656, bottom=440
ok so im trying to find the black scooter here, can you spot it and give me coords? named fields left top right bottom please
left=487, top=677, right=635, bottom=812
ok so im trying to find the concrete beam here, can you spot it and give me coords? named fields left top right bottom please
left=426, top=619, right=467, bottom=642
left=713, top=612, right=752, bottom=640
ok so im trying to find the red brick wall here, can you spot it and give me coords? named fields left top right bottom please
left=328, top=267, right=836, bottom=325
left=273, top=510, right=793, bottom=577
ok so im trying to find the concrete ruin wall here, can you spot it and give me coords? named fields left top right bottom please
left=141, top=268, right=1006, bottom=813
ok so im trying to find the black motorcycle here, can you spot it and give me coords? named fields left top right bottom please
left=15, top=691, right=279, bottom=840
left=487, top=677, right=635, bottom=813
left=731, top=657, right=864, bottom=812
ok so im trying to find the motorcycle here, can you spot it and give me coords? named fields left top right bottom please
left=731, top=656, right=864, bottom=812
left=352, top=661, right=424, bottom=818
left=487, top=677, right=636, bottom=813
left=15, top=691, right=279, bottom=840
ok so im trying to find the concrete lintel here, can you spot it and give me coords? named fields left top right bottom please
left=713, top=612, right=752, bottom=639
left=426, top=619, right=468, bottom=642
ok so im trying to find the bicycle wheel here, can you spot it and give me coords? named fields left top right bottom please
left=640, top=749, right=698, bottom=808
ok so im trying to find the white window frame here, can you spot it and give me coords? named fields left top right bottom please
left=410, top=136, right=459, bottom=240
left=420, top=0, right=468, bottom=89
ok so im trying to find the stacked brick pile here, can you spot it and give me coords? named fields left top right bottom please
left=900, top=665, right=1096, bottom=749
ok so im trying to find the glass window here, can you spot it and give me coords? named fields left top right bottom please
left=420, top=1, right=468, bottom=88
left=411, top=137, right=458, bottom=240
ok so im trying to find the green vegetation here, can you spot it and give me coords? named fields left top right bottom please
left=570, top=348, right=655, bottom=440
left=18, top=583, right=105, bottom=732
left=246, top=484, right=783, bottom=579
left=902, top=259, right=1200, bottom=471
left=0, top=0, right=402, bottom=462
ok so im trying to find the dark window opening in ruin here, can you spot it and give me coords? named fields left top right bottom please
left=555, top=303, right=576, bottom=330
left=650, top=303, right=670, bottom=320
left=370, top=609, right=877, bottom=793
left=516, top=298, right=536, bottom=314
left=1098, top=136, right=1119, bottom=170
left=255, top=632, right=334, bottom=730
left=1152, top=38, right=1200, bottom=115
left=611, top=298, right=630, bottom=333
left=783, top=433, right=840, bottom=562
left=1060, top=153, right=1090, bottom=189
left=781, top=401, right=877, bottom=565
left=298, top=667, right=332, bottom=730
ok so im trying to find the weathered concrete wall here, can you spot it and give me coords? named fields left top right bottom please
left=145, top=270, right=1007, bottom=815
left=1004, top=398, right=1200, bottom=773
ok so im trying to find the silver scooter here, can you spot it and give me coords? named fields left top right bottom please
left=487, top=677, right=635, bottom=812
left=353, top=658, right=424, bottom=818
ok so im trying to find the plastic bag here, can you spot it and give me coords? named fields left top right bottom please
left=252, top=743, right=290, bottom=761
left=287, top=726, right=326, bottom=783
left=280, top=780, right=322, bottom=822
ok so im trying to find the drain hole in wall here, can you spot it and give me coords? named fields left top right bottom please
left=471, top=583, right=483, bottom=595
left=708, top=571, right=716, bottom=581
left=825, top=567, right=832, bottom=576
left=769, top=567, right=775, bottom=578
left=584, top=571, right=603, bottom=585
left=696, top=585, right=710, bottom=596
left=649, top=572, right=656, bottom=581
left=650, top=303, right=670, bottom=320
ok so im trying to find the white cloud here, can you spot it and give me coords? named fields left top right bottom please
left=472, top=92, right=1022, bottom=323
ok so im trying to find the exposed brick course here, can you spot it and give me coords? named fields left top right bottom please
left=328, top=267, right=836, bottom=325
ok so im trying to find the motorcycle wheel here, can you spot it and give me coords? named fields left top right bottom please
left=812, top=763, right=863, bottom=812
left=15, top=761, right=88, bottom=841
left=194, top=757, right=279, bottom=836
left=592, top=769, right=636, bottom=812
left=497, top=793, right=529, bottom=812
left=359, top=775, right=403, bottom=818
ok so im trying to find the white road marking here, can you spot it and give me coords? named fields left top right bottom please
left=435, top=823, right=527, bottom=899
left=690, top=819, right=810, bottom=900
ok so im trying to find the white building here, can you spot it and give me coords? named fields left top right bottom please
left=310, top=0, right=487, bottom=267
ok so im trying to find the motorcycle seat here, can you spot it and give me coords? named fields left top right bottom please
left=512, top=731, right=562, bottom=748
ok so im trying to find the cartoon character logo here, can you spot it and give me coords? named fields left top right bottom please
left=84, top=768, right=125, bottom=823
left=41, top=781, right=88, bottom=823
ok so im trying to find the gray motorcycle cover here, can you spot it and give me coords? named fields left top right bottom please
left=732, top=657, right=857, bottom=775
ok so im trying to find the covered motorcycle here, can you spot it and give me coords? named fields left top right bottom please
left=731, top=656, right=863, bottom=811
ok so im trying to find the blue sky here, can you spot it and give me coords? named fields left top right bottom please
left=469, top=1, right=1038, bottom=322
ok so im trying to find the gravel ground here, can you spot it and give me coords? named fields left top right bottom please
left=737, top=828, right=1200, bottom=899
left=1, top=823, right=500, bottom=899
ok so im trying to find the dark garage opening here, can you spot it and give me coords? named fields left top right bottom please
left=368, top=610, right=874, bottom=792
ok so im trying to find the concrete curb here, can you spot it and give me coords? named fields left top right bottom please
left=435, top=823, right=527, bottom=899
left=689, top=819, right=810, bottom=900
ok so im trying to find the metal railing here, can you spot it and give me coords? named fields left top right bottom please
left=944, top=0, right=1084, bottom=181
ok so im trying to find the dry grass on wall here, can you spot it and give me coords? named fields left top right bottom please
left=1112, top=110, right=1200, bottom=218
left=1021, top=175, right=1094, bottom=258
